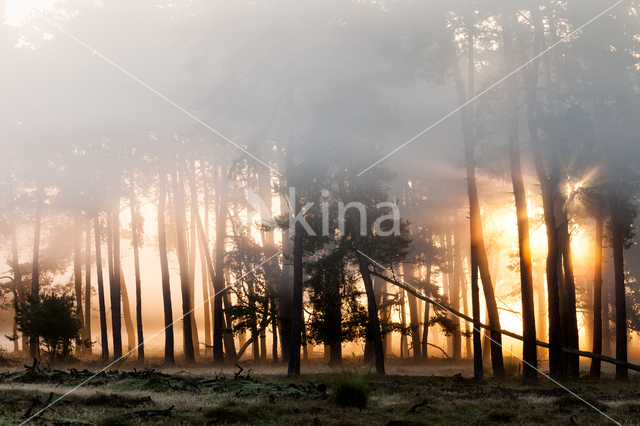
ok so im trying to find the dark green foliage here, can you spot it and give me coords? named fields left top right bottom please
left=332, top=373, right=369, bottom=411
left=14, top=292, right=83, bottom=360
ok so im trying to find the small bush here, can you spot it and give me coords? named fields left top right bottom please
left=504, top=357, right=521, bottom=376
left=333, top=373, right=369, bottom=411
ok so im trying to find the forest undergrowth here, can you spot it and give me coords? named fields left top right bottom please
left=0, top=354, right=638, bottom=425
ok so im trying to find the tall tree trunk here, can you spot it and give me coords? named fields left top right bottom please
left=111, top=188, right=123, bottom=361
left=461, top=260, right=472, bottom=359
left=339, top=180, right=385, bottom=375
left=119, top=266, right=136, bottom=353
left=590, top=202, right=604, bottom=378
left=169, top=157, right=195, bottom=363
left=74, top=217, right=85, bottom=355
left=212, top=165, right=228, bottom=363
left=451, top=224, right=462, bottom=361
left=94, top=214, right=109, bottom=362
left=518, top=10, right=564, bottom=381
left=451, top=28, right=503, bottom=379
left=85, top=218, right=92, bottom=356
left=287, top=202, right=304, bottom=377
left=405, top=262, right=421, bottom=359
left=30, top=182, right=44, bottom=360
left=557, top=182, right=580, bottom=378
left=186, top=159, right=200, bottom=358
left=129, top=170, right=144, bottom=363
left=503, top=21, right=538, bottom=384
left=11, top=228, right=27, bottom=352
left=422, top=262, right=431, bottom=361
left=602, top=260, right=612, bottom=357
left=609, top=193, right=628, bottom=380
left=158, top=165, right=175, bottom=366
left=199, top=161, right=212, bottom=357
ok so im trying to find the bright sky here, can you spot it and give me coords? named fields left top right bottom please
left=5, top=0, right=57, bottom=26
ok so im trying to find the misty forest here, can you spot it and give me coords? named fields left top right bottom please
left=1, top=0, right=640, bottom=425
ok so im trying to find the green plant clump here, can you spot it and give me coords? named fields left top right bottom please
left=333, top=373, right=369, bottom=411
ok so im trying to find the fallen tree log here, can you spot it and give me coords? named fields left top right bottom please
left=369, top=269, right=640, bottom=374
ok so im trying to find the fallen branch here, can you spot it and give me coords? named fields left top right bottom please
left=370, top=269, right=640, bottom=373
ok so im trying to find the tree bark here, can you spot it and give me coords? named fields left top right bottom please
left=339, top=180, right=385, bottom=375
left=169, top=157, right=195, bottom=363
left=198, top=161, right=212, bottom=357
left=158, top=165, right=175, bottom=366
left=405, top=262, right=422, bottom=359
left=129, top=169, right=144, bottom=363
left=85, top=218, right=92, bottom=356
left=609, top=193, right=628, bottom=380
left=287, top=206, right=304, bottom=377
left=519, top=26, right=564, bottom=381
left=212, top=165, right=228, bottom=363
left=30, top=182, right=44, bottom=360
left=11, top=227, right=27, bottom=352
left=503, top=20, right=538, bottom=384
left=186, top=159, right=200, bottom=358
left=109, top=188, right=123, bottom=361
left=94, top=213, right=109, bottom=362
left=119, top=266, right=136, bottom=353
left=590, top=201, right=604, bottom=378
left=73, top=217, right=85, bottom=355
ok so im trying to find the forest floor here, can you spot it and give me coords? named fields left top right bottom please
left=0, top=354, right=638, bottom=426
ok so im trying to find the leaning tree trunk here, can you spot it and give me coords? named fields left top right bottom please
left=129, top=169, right=144, bottom=363
left=94, top=213, right=109, bottom=362
left=503, top=21, right=538, bottom=384
left=158, top=165, right=175, bottom=366
left=30, top=182, right=44, bottom=360
left=73, top=217, right=85, bottom=356
left=609, top=192, right=628, bottom=380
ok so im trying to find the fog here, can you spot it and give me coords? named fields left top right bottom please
left=1, top=0, right=640, bottom=379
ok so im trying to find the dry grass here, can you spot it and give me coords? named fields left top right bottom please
left=1, top=355, right=640, bottom=425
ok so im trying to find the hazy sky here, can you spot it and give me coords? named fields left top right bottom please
left=5, top=0, right=56, bottom=26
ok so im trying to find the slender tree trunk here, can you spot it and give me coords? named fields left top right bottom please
left=169, top=157, right=195, bottom=363
left=609, top=193, right=628, bottom=380
left=287, top=206, right=304, bottom=377
left=129, top=170, right=144, bottom=363
left=212, top=165, right=228, bottom=363
left=11, top=228, right=27, bottom=352
left=405, top=262, right=421, bottom=359
left=73, top=218, right=85, bottom=355
left=158, top=165, right=175, bottom=365
left=519, top=11, right=564, bottom=380
left=186, top=159, right=200, bottom=358
left=119, top=266, right=136, bottom=353
left=461, top=260, right=472, bottom=359
left=199, top=161, right=212, bottom=358
left=557, top=182, right=580, bottom=378
left=451, top=224, right=462, bottom=361
left=602, top=261, right=612, bottom=357
left=94, top=214, right=109, bottom=362
left=451, top=28, right=504, bottom=379
left=422, top=262, right=431, bottom=361
left=339, top=180, right=385, bottom=375
left=30, top=182, right=44, bottom=360
left=111, top=188, right=123, bottom=361
left=85, top=219, right=92, bottom=356
left=590, top=202, right=604, bottom=378
left=503, top=21, right=538, bottom=384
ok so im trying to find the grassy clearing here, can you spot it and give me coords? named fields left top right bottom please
left=0, top=356, right=639, bottom=425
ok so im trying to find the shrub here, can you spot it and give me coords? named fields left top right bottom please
left=333, top=373, right=369, bottom=411
left=14, top=293, right=83, bottom=360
